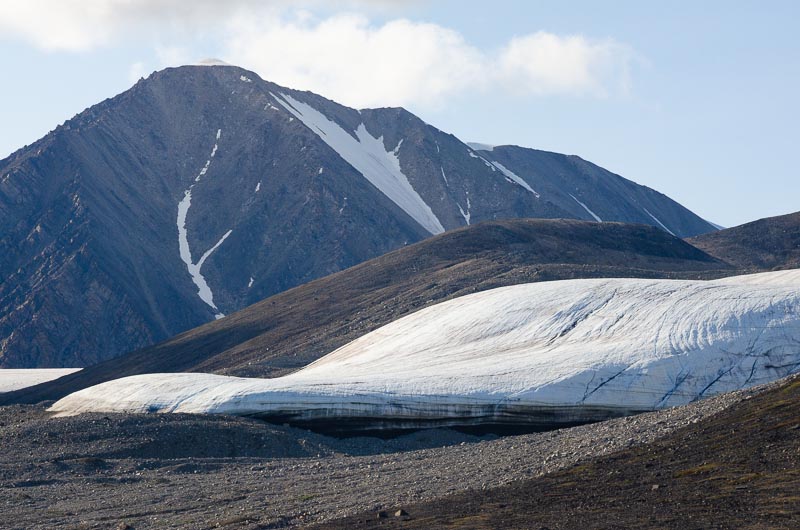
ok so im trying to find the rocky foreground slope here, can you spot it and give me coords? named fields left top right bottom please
left=0, top=373, right=781, bottom=529
left=315, top=374, right=800, bottom=530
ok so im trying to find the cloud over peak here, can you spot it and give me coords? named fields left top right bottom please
left=0, top=1, right=638, bottom=107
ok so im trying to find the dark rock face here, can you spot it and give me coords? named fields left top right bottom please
left=0, top=65, right=717, bottom=368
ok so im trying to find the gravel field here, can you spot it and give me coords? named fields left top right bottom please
left=0, top=384, right=761, bottom=529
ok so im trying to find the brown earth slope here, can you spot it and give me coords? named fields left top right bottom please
left=690, top=210, right=800, bottom=270
left=313, top=374, right=800, bottom=530
left=1, top=218, right=732, bottom=405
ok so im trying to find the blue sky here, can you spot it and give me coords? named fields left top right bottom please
left=1, top=0, right=797, bottom=228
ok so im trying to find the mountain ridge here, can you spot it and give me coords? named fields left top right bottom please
left=0, top=64, right=717, bottom=368
left=0, top=218, right=733, bottom=405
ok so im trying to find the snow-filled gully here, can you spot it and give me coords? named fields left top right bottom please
left=569, top=193, right=603, bottom=222
left=272, top=92, right=445, bottom=235
left=177, top=129, right=231, bottom=319
left=51, top=270, right=800, bottom=434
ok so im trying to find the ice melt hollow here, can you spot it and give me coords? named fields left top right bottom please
left=272, top=92, right=444, bottom=235
left=51, top=270, right=800, bottom=430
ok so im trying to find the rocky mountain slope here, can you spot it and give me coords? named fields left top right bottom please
left=689, top=210, right=800, bottom=270
left=0, top=64, right=717, bottom=368
left=1, top=219, right=732, bottom=406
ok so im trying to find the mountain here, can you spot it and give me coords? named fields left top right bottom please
left=49, top=269, right=800, bottom=433
left=0, top=64, right=717, bottom=369
left=689, top=210, right=800, bottom=270
left=0, top=219, right=732, bottom=405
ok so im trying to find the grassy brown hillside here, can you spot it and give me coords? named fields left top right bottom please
left=690, top=210, right=800, bottom=270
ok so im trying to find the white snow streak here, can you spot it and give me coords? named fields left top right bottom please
left=440, top=167, right=448, bottom=185
left=458, top=195, right=471, bottom=225
left=393, top=138, right=404, bottom=155
left=240, top=75, right=252, bottom=83
left=469, top=150, right=539, bottom=197
left=569, top=193, right=602, bottom=222
left=468, top=150, right=494, bottom=170
left=177, top=129, right=232, bottom=319
left=490, top=161, right=539, bottom=197
left=643, top=208, right=675, bottom=236
left=248, top=277, right=254, bottom=288
left=273, top=92, right=444, bottom=235
left=255, top=181, right=261, bottom=193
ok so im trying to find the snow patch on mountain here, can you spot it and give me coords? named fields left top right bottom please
left=273, top=92, right=444, bottom=235
left=643, top=207, right=675, bottom=236
left=177, top=129, right=231, bottom=319
left=50, top=270, right=800, bottom=428
left=569, top=193, right=603, bottom=222
left=468, top=150, right=495, bottom=171
left=458, top=195, right=472, bottom=225
left=490, top=161, right=539, bottom=197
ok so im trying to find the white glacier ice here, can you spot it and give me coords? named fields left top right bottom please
left=0, top=369, right=81, bottom=393
left=51, top=270, right=800, bottom=430
left=272, top=92, right=444, bottom=235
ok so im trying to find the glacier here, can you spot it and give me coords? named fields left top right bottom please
left=0, top=369, right=81, bottom=393
left=50, top=270, right=800, bottom=432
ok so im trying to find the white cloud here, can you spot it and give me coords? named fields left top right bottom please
left=221, top=13, right=636, bottom=107
left=0, top=1, right=638, bottom=106
left=223, top=13, right=485, bottom=108
left=497, top=32, right=635, bottom=97
left=0, top=0, right=410, bottom=51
